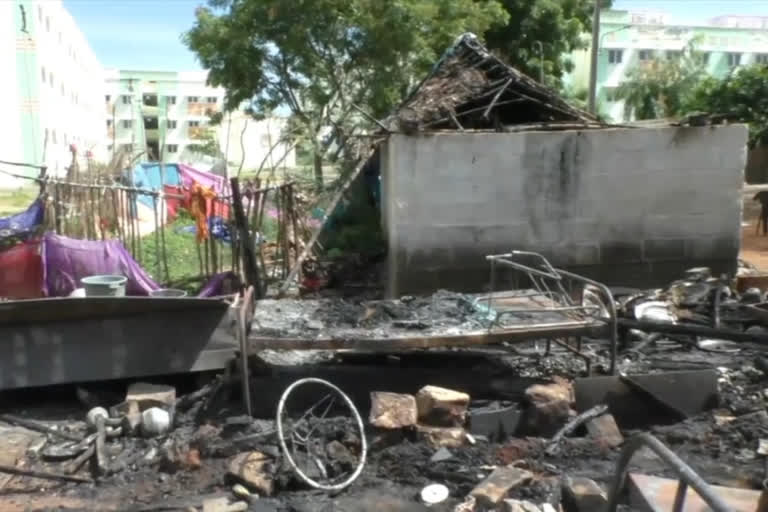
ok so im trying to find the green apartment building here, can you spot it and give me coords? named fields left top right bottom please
left=567, top=9, right=768, bottom=122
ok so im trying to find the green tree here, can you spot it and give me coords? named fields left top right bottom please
left=185, top=127, right=223, bottom=158
left=485, top=0, right=611, bottom=87
left=183, top=0, right=508, bottom=189
left=610, top=44, right=706, bottom=121
left=685, top=65, right=768, bottom=148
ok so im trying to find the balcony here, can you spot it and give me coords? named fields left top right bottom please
left=144, top=128, right=160, bottom=141
left=141, top=104, right=159, bottom=116
left=188, top=126, right=206, bottom=139
left=187, top=102, right=219, bottom=116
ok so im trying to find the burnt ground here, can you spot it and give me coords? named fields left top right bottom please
left=0, top=337, right=766, bottom=512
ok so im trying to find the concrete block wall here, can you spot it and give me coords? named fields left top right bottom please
left=381, top=125, right=748, bottom=297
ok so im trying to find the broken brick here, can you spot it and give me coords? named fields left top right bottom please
left=415, top=385, right=470, bottom=427
left=470, top=465, right=533, bottom=508
left=504, top=499, right=542, bottom=512
left=523, top=380, right=573, bottom=436
left=126, top=382, right=176, bottom=411
left=228, top=452, right=274, bottom=496
left=416, top=424, right=467, bottom=448
left=562, top=476, right=607, bottom=512
left=369, top=392, right=417, bottom=429
left=586, top=414, right=623, bottom=449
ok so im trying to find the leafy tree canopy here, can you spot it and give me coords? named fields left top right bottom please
left=610, top=43, right=706, bottom=121
left=184, top=0, right=508, bottom=185
left=485, top=0, right=611, bottom=88
left=685, top=65, right=768, bottom=148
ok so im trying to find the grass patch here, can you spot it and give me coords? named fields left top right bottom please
left=0, top=187, right=39, bottom=217
left=138, top=213, right=233, bottom=294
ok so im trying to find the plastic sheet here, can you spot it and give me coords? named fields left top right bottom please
left=42, top=233, right=160, bottom=297
left=0, top=241, right=44, bottom=299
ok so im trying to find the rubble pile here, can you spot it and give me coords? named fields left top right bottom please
left=2, top=267, right=768, bottom=510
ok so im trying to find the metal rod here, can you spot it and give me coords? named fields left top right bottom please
left=0, top=463, right=92, bottom=484
left=0, top=414, right=82, bottom=442
left=605, top=433, right=731, bottom=512
left=672, top=480, right=689, bottom=512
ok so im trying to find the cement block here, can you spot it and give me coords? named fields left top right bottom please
left=643, top=239, right=687, bottom=262
left=382, top=126, right=745, bottom=296
left=600, top=241, right=643, bottom=264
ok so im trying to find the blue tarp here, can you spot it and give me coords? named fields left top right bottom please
left=128, top=163, right=182, bottom=209
left=0, top=199, right=44, bottom=251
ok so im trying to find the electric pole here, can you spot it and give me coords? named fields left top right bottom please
left=587, top=0, right=601, bottom=114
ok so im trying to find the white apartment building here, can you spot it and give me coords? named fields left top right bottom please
left=103, top=70, right=295, bottom=172
left=0, top=0, right=105, bottom=187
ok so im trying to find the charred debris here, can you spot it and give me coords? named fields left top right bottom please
left=0, top=36, right=764, bottom=512
left=384, top=33, right=601, bottom=134
left=2, top=260, right=768, bottom=511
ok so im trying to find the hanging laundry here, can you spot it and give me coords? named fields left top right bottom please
left=186, top=184, right=216, bottom=243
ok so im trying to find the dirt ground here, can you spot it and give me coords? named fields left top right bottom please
left=741, top=220, right=768, bottom=271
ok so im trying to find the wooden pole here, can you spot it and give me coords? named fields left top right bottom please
left=153, top=196, right=162, bottom=280
left=277, top=146, right=375, bottom=296
left=231, top=177, right=262, bottom=297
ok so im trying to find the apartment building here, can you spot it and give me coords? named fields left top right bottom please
left=567, top=9, right=768, bottom=121
left=103, top=70, right=295, bottom=171
left=104, top=70, right=225, bottom=163
left=0, top=0, right=106, bottom=186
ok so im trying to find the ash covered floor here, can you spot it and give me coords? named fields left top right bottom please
left=1, top=269, right=768, bottom=511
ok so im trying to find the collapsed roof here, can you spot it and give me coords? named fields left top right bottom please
left=387, top=33, right=600, bottom=133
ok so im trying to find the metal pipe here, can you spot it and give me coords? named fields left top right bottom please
left=605, top=433, right=731, bottom=512
left=556, top=268, right=618, bottom=375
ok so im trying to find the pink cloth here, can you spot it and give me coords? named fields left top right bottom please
left=178, top=164, right=227, bottom=195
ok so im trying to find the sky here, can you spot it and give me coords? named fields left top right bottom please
left=64, top=0, right=768, bottom=72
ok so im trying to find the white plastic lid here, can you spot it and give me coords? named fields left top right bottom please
left=420, top=483, right=450, bottom=505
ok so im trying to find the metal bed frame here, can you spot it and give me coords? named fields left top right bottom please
left=484, top=251, right=618, bottom=375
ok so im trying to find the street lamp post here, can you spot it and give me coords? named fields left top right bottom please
left=587, top=1, right=601, bottom=114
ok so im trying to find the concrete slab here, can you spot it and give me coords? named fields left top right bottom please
left=629, top=473, right=765, bottom=512
left=573, top=370, right=719, bottom=429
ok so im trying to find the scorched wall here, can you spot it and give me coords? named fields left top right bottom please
left=381, top=126, right=748, bottom=297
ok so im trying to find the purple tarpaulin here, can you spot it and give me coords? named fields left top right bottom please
left=198, top=271, right=240, bottom=297
left=42, top=233, right=160, bottom=297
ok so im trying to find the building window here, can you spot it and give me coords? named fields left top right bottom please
left=167, top=120, right=177, bottom=129
left=698, top=52, right=710, bottom=65
left=756, top=54, right=768, bottom=64
left=167, top=96, right=176, bottom=105
left=187, top=96, right=199, bottom=103
left=638, top=49, right=654, bottom=61
left=49, top=72, right=54, bottom=87
left=38, top=6, right=42, bottom=22
left=51, top=130, right=57, bottom=144
left=666, top=50, right=682, bottom=60
left=166, top=144, right=178, bottom=153
left=45, top=16, right=50, bottom=32
left=60, top=84, right=65, bottom=96
left=41, top=67, right=46, bottom=82
left=608, top=49, right=623, bottom=64
left=188, top=120, right=200, bottom=127
left=206, top=96, right=217, bottom=104
left=121, top=95, right=131, bottom=104
left=105, top=94, right=111, bottom=103
left=63, top=133, right=68, bottom=146
left=121, top=120, right=132, bottom=129
left=106, top=119, right=113, bottom=127
left=121, top=144, right=133, bottom=153
left=727, top=52, right=742, bottom=67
